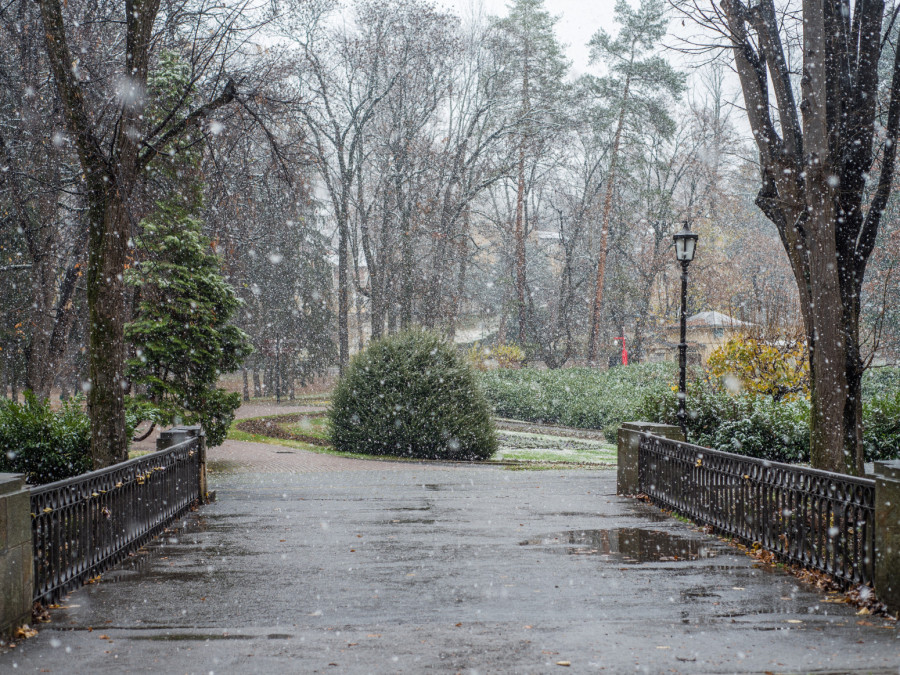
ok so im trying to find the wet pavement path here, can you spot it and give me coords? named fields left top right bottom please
left=4, top=444, right=900, bottom=673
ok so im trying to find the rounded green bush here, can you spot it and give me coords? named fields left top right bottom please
left=329, top=330, right=497, bottom=460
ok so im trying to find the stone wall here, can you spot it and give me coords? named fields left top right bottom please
left=0, top=474, right=32, bottom=638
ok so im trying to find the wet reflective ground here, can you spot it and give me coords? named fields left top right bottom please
left=518, top=527, right=726, bottom=562
left=3, top=451, right=899, bottom=673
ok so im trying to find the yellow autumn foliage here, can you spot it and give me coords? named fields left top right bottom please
left=493, top=343, right=525, bottom=369
left=466, top=343, right=489, bottom=371
left=707, top=335, right=809, bottom=401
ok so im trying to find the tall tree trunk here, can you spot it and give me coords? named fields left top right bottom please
left=354, top=270, right=365, bottom=352
left=360, top=141, right=383, bottom=341
left=337, top=211, right=350, bottom=372
left=85, top=196, right=131, bottom=467
left=25, top=251, right=56, bottom=398
left=26, top=248, right=84, bottom=399
left=252, top=368, right=262, bottom=398
left=400, top=198, right=414, bottom=329
left=370, top=292, right=385, bottom=341
left=514, top=62, right=530, bottom=348
left=10, top=368, right=18, bottom=403
left=448, top=207, right=470, bottom=341
left=242, top=369, right=250, bottom=401
left=588, top=77, right=630, bottom=362
left=800, top=0, right=856, bottom=474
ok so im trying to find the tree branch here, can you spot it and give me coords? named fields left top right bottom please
left=858, top=29, right=900, bottom=272
left=137, top=79, right=237, bottom=172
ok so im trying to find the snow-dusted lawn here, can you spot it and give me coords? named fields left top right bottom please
left=494, top=429, right=616, bottom=465
left=228, top=413, right=617, bottom=467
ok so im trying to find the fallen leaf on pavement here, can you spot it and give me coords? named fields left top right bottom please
left=14, top=626, right=38, bottom=639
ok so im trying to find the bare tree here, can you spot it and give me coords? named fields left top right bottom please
left=0, top=1, right=86, bottom=400
left=287, top=0, right=424, bottom=369
left=676, top=0, right=900, bottom=473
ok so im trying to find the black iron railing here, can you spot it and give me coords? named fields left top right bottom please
left=30, top=438, right=200, bottom=604
left=638, top=434, right=876, bottom=586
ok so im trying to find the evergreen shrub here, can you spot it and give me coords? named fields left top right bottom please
left=636, top=374, right=900, bottom=464
left=478, top=363, right=900, bottom=464
left=636, top=382, right=811, bottom=463
left=478, top=363, right=674, bottom=439
left=0, top=393, right=91, bottom=484
left=329, top=331, right=497, bottom=460
left=863, top=390, right=900, bottom=461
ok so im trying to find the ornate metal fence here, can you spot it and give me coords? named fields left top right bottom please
left=30, top=438, right=201, bottom=604
left=638, top=434, right=876, bottom=586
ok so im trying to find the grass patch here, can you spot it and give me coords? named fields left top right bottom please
left=494, top=430, right=616, bottom=464
left=239, top=394, right=331, bottom=407
left=227, top=416, right=456, bottom=463
left=227, top=412, right=617, bottom=469
left=282, top=416, right=329, bottom=440
left=128, top=449, right=154, bottom=459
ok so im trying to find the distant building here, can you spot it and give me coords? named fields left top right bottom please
left=646, top=311, right=754, bottom=365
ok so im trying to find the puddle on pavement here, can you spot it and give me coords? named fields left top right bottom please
left=519, top=528, right=723, bottom=563
left=623, top=509, right=670, bottom=523
left=135, top=633, right=260, bottom=641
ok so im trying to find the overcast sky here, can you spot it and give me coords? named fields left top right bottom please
left=436, top=0, right=754, bottom=139
left=438, top=0, right=620, bottom=76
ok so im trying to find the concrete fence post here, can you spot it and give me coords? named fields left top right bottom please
left=180, top=425, right=207, bottom=502
left=156, top=426, right=190, bottom=451
left=157, top=425, right=208, bottom=503
left=0, top=473, right=33, bottom=638
left=616, top=422, right=685, bottom=496
left=874, top=460, right=900, bottom=615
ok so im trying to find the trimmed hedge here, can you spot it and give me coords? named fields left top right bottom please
left=480, top=364, right=900, bottom=464
left=636, top=383, right=811, bottom=463
left=329, top=330, right=497, bottom=460
left=479, top=363, right=674, bottom=439
left=862, top=390, right=900, bottom=462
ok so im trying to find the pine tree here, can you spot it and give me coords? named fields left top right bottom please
left=125, top=202, right=252, bottom=446
left=584, top=0, right=684, bottom=362
left=492, top=0, right=570, bottom=352
left=125, top=52, right=251, bottom=446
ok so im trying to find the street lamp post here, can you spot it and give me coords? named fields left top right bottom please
left=673, top=222, right=698, bottom=437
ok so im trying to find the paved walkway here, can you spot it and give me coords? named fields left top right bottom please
left=209, top=439, right=449, bottom=474
left=3, top=436, right=899, bottom=673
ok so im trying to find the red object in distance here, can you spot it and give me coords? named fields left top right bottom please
left=613, top=337, right=628, bottom=366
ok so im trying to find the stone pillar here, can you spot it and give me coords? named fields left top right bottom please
left=0, top=473, right=33, bottom=638
left=156, top=426, right=191, bottom=451
left=874, top=460, right=900, bottom=615
left=617, top=422, right=684, bottom=496
left=180, top=426, right=207, bottom=502
left=157, top=426, right=208, bottom=503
